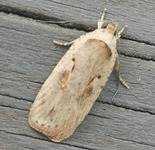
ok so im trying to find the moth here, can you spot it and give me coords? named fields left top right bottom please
left=28, top=9, right=129, bottom=142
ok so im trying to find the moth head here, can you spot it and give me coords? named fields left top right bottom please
left=104, top=21, right=118, bottom=36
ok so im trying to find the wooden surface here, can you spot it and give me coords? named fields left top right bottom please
left=0, top=1, right=155, bottom=150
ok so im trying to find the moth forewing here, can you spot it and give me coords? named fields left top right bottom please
left=28, top=9, right=128, bottom=142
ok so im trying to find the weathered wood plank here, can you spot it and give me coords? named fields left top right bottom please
left=0, top=128, right=84, bottom=150
left=0, top=13, right=154, bottom=113
left=0, top=0, right=155, bottom=46
left=1, top=104, right=155, bottom=150
left=0, top=12, right=155, bottom=150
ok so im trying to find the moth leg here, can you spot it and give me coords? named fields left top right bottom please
left=115, top=55, right=129, bottom=89
left=53, top=39, right=76, bottom=46
left=97, top=8, right=107, bottom=29
left=117, top=25, right=128, bottom=39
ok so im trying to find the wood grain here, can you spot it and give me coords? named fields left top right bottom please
left=0, top=1, right=155, bottom=149
left=1, top=0, right=155, bottom=45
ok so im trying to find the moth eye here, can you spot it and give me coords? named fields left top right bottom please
left=102, top=23, right=108, bottom=28
left=114, top=31, right=117, bottom=36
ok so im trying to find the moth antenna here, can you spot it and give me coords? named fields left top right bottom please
left=100, top=8, right=107, bottom=21
left=112, top=78, right=120, bottom=101
left=117, top=25, right=128, bottom=39
left=40, top=19, right=94, bottom=24
left=112, top=55, right=121, bottom=101
left=97, top=8, right=107, bottom=29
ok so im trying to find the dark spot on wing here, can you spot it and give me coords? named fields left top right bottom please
left=97, top=75, right=101, bottom=79
left=49, top=107, right=55, bottom=113
left=55, top=124, right=58, bottom=128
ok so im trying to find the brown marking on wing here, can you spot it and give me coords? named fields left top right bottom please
left=43, top=111, right=77, bottom=142
left=87, top=74, right=101, bottom=85
left=71, top=63, right=75, bottom=72
left=61, top=70, right=70, bottom=88
left=87, top=76, right=96, bottom=86
left=85, top=39, right=112, bottom=59
left=80, top=76, right=96, bottom=99
left=55, top=124, right=59, bottom=128
left=80, top=73, right=102, bottom=99
left=48, top=106, right=55, bottom=116
left=71, top=57, right=76, bottom=72
left=81, top=84, right=93, bottom=98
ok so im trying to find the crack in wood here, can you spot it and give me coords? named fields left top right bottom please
left=106, top=134, right=155, bottom=148
left=0, top=129, right=92, bottom=150
left=0, top=93, right=32, bottom=102
left=101, top=101, right=155, bottom=115
left=0, top=5, right=155, bottom=62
